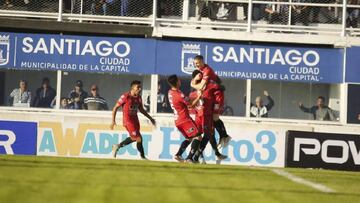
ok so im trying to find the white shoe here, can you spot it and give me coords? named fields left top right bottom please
left=112, top=144, right=119, bottom=158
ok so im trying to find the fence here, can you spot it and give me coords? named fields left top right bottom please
left=0, top=0, right=359, bottom=36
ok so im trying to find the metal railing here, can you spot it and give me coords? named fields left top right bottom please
left=0, top=0, right=359, bottom=37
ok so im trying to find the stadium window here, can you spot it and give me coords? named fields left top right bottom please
left=60, top=71, right=152, bottom=111
left=250, top=80, right=340, bottom=121
left=347, top=84, right=360, bottom=124
left=1, top=69, right=57, bottom=108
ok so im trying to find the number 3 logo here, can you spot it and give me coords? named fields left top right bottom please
left=254, top=130, right=277, bottom=165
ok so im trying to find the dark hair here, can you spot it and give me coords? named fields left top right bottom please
left=194, top=55, right=204, bottom=61
left=317, top=96, right=325, bottom=101
left=60, top=97, right=68, bottom=101
left=167, top=75, right=178, bottom=87
left=42, top=77, right=50, bottom=84
left=19, top=80, right=28, bottom=86
left=192, top=70, right=202, bottom=79
left=131, top=80, right=141, bottom=87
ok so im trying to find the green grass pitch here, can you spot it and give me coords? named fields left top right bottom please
left=0, top=155, right=359, bottom=203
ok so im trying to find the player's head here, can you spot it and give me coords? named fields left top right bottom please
left=130, top=80, right=142, bottom=95
left=192, top=70, right=203, bottom=83
left=255, top=96, right=263, bottom=107
left=316, top=96, right=325, bottom=107
left=167, top=74, right=180, bottom=89
left=194, top=55, right=205, bottom=70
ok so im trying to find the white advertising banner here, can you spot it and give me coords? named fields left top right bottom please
left=36, top=118, right=289, bottom=167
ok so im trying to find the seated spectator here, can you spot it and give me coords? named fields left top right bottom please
left=346, top=0, right=359, bottom=28
left=9, top=80, right=31, bottom=107
left=91, top=0, right=103, bottom=15
left=291, top=0, right=310, bottom=26
left=32, top=77, right=56, bottom=108
left=145, top=83, right=169, bottom=113
left=265, top=0, right=288, bottom=24
left=83, top=84, right=108, bottom=110
left=60, top=97, right=74, bottom=109
left=68, top=80, right=88, bottom=109
left=246, top=91, right=275, bottom=118
left=4, top=0, right=13, bottom=8
left=299, top=96, right=336, bottom=121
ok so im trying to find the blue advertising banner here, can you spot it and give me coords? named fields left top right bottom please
left=156, top=40, right=344, bottom=83
left=0, top=32, right=345, bottom=83
left=0, top=120, right=37, bottom=155
left=345, top=46, right=360, bottom=83
left=0, top=32, right=156, bottom=74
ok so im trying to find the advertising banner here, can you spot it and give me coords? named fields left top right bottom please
left=286, top=130, right=360, bottom=171
left=0, top=32, right=156, bottom=74
left=156, top=40, right=344, bottom=83
left=0, top=120, right=37, bottom=155
left=37, top=120, right=286, bottom=167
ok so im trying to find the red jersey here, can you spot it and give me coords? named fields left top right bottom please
left=199, top=64, right=220, bottom=84
left=189, top=88, right=214, bottom=116
left=117, top=92, right=142, bottom=125
left=168, top=89, right=191, bottom=125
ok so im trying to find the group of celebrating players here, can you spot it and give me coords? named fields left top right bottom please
left=110, top=55, right=231, bottom=163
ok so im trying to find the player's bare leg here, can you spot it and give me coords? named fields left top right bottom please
left=112, top=137, right=134, bottom=158
left=213, top=114, right=231, bottom=148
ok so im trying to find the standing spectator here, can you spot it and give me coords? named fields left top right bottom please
left=291, top=0, right=310, bottom=26
left=246, top=91, right=275, bottom=117
left=9, top=80, right=31, bottom=107
left=32, top=77, right=56, bottom=108
left=68, top=80, right=88, bottom=109
left=299, top=96, right=336, bottom=121
left=83, top=84, right=108, bottom=110
left=265, top=0, right=289, bottom=24
left=91, top=0, right=106, bottom=15
left=145, top=83, right=169, bottom=113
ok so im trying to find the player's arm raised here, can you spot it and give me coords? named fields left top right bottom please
left=139, top=105, right=156, bottom=126
left=110, top=102, right=121, bottom=130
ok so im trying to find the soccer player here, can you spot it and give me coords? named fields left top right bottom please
left=110, top=80, right=156, bottom=160
left=167, top=74, right=203, bottom=163
left=191, top=55, right=232, bottom=148
left=190, top=70, right=227, bottom=162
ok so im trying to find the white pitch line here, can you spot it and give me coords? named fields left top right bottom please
left=272, top=169, right=336, bottom=193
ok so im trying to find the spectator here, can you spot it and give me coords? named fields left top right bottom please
left=68, top=80, right=88, bottom=109
left=4, top=0, right=13, bottom=8
left=50, top=97, right=74, bottom=109
left=346, top=0, right=359, bottom=28
left=299, top=96, right=336, bottom=121
left=32, top=77, right=56, bottom=108
left=145, top=83, right=169, bottom=112
left=195, top=0, right=207, bottom=21
left=120, top=0, right=128, bottom=16
left=91, top=0, right=106, bottom=15
left=83, top=84, right=108, bottom=110
left=9, top=80, right=31, bottom=107
left=291, top=0, right=310, bottom=26
left=246, top=91, right=275, bottom=117
left=265, top=0, right=288, bottom=24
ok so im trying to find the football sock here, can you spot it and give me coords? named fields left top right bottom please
left=214, top=119, right=228, bottom=139
left=209, top=134, right=221, bottom=156
left=193, top=135, right=210, bottom=161
left=136, top=141, right=146, bottom=158
left=186, top=139, right=200, bottom=160
left=119, top=137, right=134, bottom=147
left=176, top=139, right=191, bottom=156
